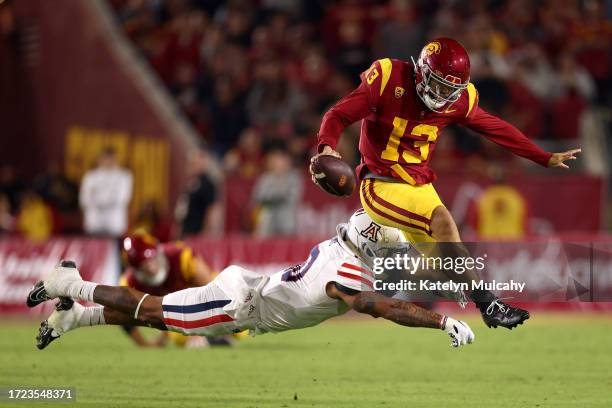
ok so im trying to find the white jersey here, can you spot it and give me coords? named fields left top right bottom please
left=213, top=237, right=375, bottom=335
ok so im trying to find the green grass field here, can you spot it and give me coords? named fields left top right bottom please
left=1, top=313, right=611, bottom=408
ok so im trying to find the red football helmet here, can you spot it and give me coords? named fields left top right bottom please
left=122, top=233, right=159, bottom=268
left=412, top=38, right=470, bottom=113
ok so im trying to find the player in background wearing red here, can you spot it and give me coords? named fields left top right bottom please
left=311, top=38, right=581, bottom=329
left=120, top=232, right=230, bottom=347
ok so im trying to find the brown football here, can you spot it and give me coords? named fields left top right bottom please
left=311, top=155, right=356, bottom=197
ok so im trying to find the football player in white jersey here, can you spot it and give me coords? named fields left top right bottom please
left=28, top=210, right=475, bottom=349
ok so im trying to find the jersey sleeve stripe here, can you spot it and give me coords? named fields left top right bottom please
left=341, top=263, right=375, bottom=278
left=337, top=271, right=374, bottom=288
left=164, top=314, right=234, bottom=329
left=338, top=267, right=375, bottom=283
left=378, top=58, right=393, bottom=96
left=466, top=83, right=477, bottom=117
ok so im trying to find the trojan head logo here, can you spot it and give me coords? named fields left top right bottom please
left=360, top=222, right=382, bottom=243
left=394, top=86, right=405, bottom=98
left=423, top=41, right=442, bottom=56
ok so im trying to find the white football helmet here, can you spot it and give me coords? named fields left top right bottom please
left=337, top=209, right=408, bottom=268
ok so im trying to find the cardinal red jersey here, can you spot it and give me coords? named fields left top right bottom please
left=121, top=242, right=198, bottom=296
left=317, top=58, right=552, bottom=185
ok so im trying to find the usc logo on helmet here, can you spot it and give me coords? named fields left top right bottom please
left=423, top=41, right=442, bottom=56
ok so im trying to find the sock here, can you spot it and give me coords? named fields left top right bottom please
left=470, top=288, right=496, bottom=311
left=66, top=281, right=98, bottom=302
left=77, top=306, right=106, bottom=328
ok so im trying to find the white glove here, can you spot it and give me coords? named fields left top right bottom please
left=442, top=317, right=475, bottom=348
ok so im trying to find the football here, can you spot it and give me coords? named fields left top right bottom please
left=311, top=155, right=356, bottom=197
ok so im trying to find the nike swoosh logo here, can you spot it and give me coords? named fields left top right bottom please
left=445, top=109, right=456, bottom=113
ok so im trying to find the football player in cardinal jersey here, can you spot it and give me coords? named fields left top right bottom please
left=29, top=210, right=475, bottom=350
left=119, top=232, right=229, bottom=347
left=310, top=38, right=581, bottom=329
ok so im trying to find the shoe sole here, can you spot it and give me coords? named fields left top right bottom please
left=36, top=297, right=74, bottom=350
left=486, top=314, right=530, bottom=330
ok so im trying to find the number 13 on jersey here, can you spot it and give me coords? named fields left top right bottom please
left=381, top=117, right=439, bottom=164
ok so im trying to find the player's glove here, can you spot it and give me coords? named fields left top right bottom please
left=441, top=316, right=475, bottom=348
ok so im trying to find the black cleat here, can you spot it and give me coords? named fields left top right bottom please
left=35, top=297, right=74, bottom=350
left=55, top=297, right=74, bottom=311
left=27, top=281, right=49, bottom=308
left=26, top=260, right=78, bottom=308
left=36, top=320, right=59, bottom=350
left=480, top=299, right=530, bottom=329
left=59, top=260, right=76, bottom=268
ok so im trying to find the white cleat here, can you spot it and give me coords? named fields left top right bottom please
left=36, top=298, right=84, bottom=350
left=27, top=260, right=83, bottom=308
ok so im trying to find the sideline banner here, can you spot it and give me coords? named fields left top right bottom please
left=0, top=238, right=118, bottom=315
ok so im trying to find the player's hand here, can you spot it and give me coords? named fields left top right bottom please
left=548, top=148, right=581, bottom=169
left=309, top=145, right=341, bottom=184
left=442, top=317, right=475, bottom=348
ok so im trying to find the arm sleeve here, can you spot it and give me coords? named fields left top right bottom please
left=461, top=106, right=552, bottom=167
left=316, top=82, right=372, bottom=153
left=334, top=262, right=375, bottom=292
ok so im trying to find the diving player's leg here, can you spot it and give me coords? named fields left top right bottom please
left=36, top=297, right=165, bottom=350
left=160, top=284, right=240, bottom=337
left=93, top=285, right=165, bottom=327
left=27, top=260, right=165, bottom=326
left=36, top=282, right=241, bottom=349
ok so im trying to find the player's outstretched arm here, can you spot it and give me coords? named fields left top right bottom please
left=462, top=106, right=582, bottom=168
left=326, top=282, right=475, bottom=347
